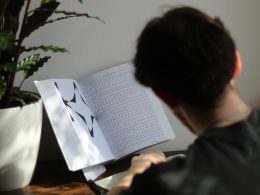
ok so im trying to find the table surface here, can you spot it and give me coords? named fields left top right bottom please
left=0, top=151, right=184, bottom=195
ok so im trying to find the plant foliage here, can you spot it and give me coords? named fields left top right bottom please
left=0, top=0, right=101, bottom=108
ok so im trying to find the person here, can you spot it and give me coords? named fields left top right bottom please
left=108, top=6, right=260, bottom=195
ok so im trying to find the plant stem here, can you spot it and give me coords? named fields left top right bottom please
left=0, top=0, right=10, bottom=20
left=4, top=0, right=31, bottom=107
left=18, top=78, right=26, bottom=90
left=16, top=0, right=31, bottom=57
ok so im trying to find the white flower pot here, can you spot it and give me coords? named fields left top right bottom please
left=0, top=99, right=42, bottom=191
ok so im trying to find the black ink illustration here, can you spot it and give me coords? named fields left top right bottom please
left=54, top=81, right=95, bottom=137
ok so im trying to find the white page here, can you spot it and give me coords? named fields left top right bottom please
left=82, top=164, right=106, bottom=181
left=78, top=63, right=175, bottom=159
left=95, top=171, right=127, bottom=190
left=35, top=79, right=114, bottom=171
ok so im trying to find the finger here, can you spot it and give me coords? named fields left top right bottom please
left=150, top=153, right=166, bottom=164
left=139, top=150, right=164, bottom=157
left=143, top=151, right=166, bottom=162
left=131, top=156, right=139, bottom=163
left=132, top=152, right=166, bottom=164
left=152, top=151, right=166, bottom=160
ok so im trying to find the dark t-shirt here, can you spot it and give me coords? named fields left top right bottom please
left=121, top=109, right=260, bottom=195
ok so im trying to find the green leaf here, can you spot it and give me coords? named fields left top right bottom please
left=0, top=32, right=16, bottom=64
left=0, top=62, right=16, bottom=72
left=20, top=91, right=40, bottom=100
left=20, top=1, right=60, bottom=41
left=52, top=10, right=105, bottom=24
left=77, top=0, right=83, bottom=3
left=39, top=45, right=68, bottom=53
left=22, top=45, right=68, bottom=53
left=5, top=89, right=40, bottom=107
left=17, top=54, right=40, bottom=71
left=0, top=32, right=15, bottom=50
left=24, top=56, right=51, bottom=79
left=0, top=76, right=7, bottom=100
left=41, top=0, right=56, bottom=5
left=0, top=33, right=11, bottom=50
left=11, top=95, right=26, bottom=106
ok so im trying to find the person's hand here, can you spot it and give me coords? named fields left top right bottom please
left=107, top=151, right=166, bottom=195
left=128, top=151, right=166, bottom=175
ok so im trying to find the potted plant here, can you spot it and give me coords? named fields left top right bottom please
left=0, top=0, right=101, bottom=191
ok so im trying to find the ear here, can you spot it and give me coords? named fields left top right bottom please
left=152, top=88, right=177, bottom=108
left=233, top=51, right=242, bottom=79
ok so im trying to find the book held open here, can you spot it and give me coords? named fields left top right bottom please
left=35, top=62, right=175, bottom=171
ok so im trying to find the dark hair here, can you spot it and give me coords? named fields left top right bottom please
left=134, top=7, right=236, bottom=108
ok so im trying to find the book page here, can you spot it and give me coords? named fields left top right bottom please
left=78, top=63, right=175, bottom=159
left=82, top=164, right=106, bottom=181
left=35, top=79, right=114, bottom=171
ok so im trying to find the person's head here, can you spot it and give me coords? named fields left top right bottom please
left=134, top=6, right=240, bottom=110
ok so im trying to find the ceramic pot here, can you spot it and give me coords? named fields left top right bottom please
left=0, top=99, right=42, bottom=191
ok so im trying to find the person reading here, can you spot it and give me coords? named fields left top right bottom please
left=108, top=6, right=260, bottom=195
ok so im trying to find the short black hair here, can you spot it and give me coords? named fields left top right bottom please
left=134, top=7, right=236, bottom=108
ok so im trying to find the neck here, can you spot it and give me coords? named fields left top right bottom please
left=180, top=86, right=251, bottom=136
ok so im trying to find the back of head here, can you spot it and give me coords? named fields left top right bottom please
left=134, top=7, right=236, bottom=108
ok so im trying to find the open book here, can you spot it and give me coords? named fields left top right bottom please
left=35, top=62, right=175, bottom=171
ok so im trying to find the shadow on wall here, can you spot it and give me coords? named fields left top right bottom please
left=38, top=109, right=63, bottom=162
